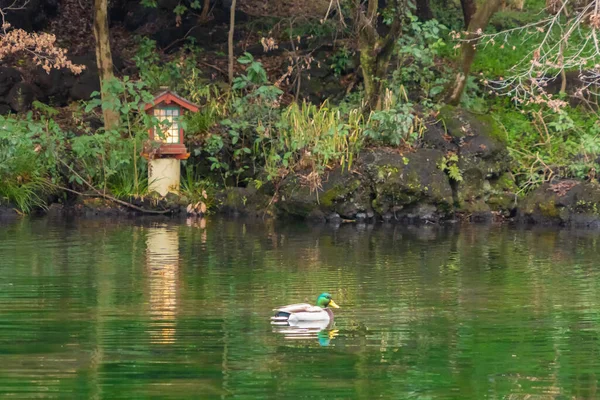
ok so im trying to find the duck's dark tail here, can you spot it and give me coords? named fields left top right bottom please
left=270, top=311, right=291, bottom=325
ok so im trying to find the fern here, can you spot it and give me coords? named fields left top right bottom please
left=438, top=154, right=463, bottom=182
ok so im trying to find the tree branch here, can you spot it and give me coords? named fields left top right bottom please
left=56, top=159, right=172, bottom=215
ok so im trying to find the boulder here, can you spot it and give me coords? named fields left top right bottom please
left=68, top=54, right=101, bottom=101
left=33, top=67, right=76, bottom=106
left=0, top=204, right=18, bottom=219
left=7, top=82, right=41, bottom=112
left=0, top=0, right=59, bottom=31
left=277, top=167, right=366, bottom=219
left=519, top=180, right=600, bottom=227
left=0, top=67, right=22, bottom=97
left=217, top=186, right=274, bottom=217
left=114, top=1, right=162, bottom=31
left=421, top=123, right=458, bottom=153
left=438, top=106, right=515, bottom=215
left=362, top=148, right=454, bottom=220
left=439, top=105, right=511, bottom=178
left=0, top=103, right=11, bottom=115
left=31, top=53, right=102, bottom=105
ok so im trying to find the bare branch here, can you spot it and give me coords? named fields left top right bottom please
left=452, top=0, right=600, bottom=106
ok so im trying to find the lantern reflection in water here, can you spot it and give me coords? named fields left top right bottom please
left=145, top=225, right=179, bottom=344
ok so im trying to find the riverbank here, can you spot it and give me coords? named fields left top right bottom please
left=4, top=105, right=600, bottom=228
left=4, top=177, right=600, bottom=229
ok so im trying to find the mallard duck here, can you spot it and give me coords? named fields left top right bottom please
left=271, top=293, right=340, bottom=325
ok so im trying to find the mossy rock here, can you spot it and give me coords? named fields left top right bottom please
left=361, top=148, right=453, bottom=217
left=217, top=187, right=274, bottom=217
left=0, top=204, right=18, bottom=218
left=421, top=123, right=458, bottom=152
left=440, top=105, right=511, bottom=179
left=277, top=167, right=367, bottom=219
left=439, top=105, right=507, bottom=145
left=519, top=181, right=600, bottom=227
left=456, top=172, right=517, bottom=214
left=456, top=169, right=486, bottom=203
left=486, top=174, right=518, bottom=212
left=460, top=199, right=493, bottom=222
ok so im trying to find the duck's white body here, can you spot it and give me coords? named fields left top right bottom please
left=271, top=303, right=334, bottom=326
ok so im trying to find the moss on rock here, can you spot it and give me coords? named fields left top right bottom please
left=439, top=105, right=506, bottom=145
left=519, top=181, right=600, bottom=227
left=362, top=148, right=454, bottom=218
left=276, top=167, right=367, bottom=219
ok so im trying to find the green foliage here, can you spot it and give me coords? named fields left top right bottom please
left=329, top=47, right=352, bottom=77
left=430, top=0, right=464, bottom=31
left=174, top=4, right=188, bottom=15
left=362, top=16, right=447, bottom=148
left=183, top=85, right=230, bottom=138
left=108, top=167, right=150, bottom=199
left=364, top=86, right=424, bottom=147
left=199, top=54, right=366, bottom=187
left=84, top=76, right=156, bottom=196
left=271, top=101, right=365, bottom=177
left=395, top=15, right=449, bottom=103
left=0, top=75, right=158, bottom=214
left=366, top=102, right=418, bottom=146
left=459, top=76, right=488, bottom=112
left=438, top=154, right=463, bottom=182
left=233, top=53, right=271, bottom=90
left=0, top=177, right=50, bottom=214
left=133, top=37, right=207, bottom=100
left=284, top=19, right=342, bottom=40
left=180, top=165, right=216, bottom=210
left=495, top=100, right=600, bottom=191
left=140, top=0, right=157, bottom=7
left=0, top=109, right=64, bottom=212
left=201, top=54, right=282, bottom=183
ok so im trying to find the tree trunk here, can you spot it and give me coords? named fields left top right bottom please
left=93, top=0, right=119, bottom=131
left=228, top=0, right=237, bottom=85
left=359, top=40, right=397, bottom=110
left=446, top=0, right=503, bottom=106
left=357, top=0, right=402, bottom=111
left=460, top=0, right=477, bottom=28
left=415, top=0, right=433, bottom=21
left=200, top=0, right=211, bottom=22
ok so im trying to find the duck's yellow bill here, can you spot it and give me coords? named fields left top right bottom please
left=329, top=300, right=340, bottom=308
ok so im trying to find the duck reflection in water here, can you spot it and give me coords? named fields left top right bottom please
left=272, top=320, right=340, bottom=347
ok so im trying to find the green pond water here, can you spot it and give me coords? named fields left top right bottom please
left=1, top=217, right=600, bottom=399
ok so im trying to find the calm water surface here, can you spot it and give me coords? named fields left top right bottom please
left=1, top=217, right=600, bottom=399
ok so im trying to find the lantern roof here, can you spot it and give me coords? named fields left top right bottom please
left=144, top=89, right=200, bottom=113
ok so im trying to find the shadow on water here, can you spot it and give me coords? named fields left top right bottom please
left=1, top=215, right=600, bottom=398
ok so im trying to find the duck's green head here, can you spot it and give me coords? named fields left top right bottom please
left=316, top=293, right=340, bottom=309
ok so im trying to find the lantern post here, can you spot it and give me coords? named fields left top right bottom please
left=142, top=90, right=199, bottom=196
